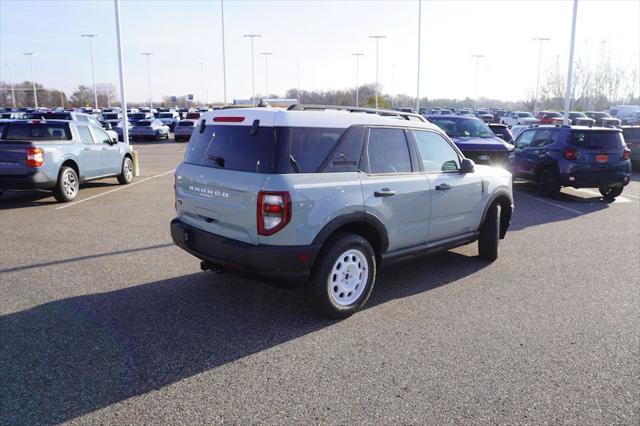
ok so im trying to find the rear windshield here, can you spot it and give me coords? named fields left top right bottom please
left=102, top=113, right=119, bottom=120
left=185, top=125, right=344, bottom=174
left=43, top=112, right=71, bottom=120
left=186, top=113, right=201, bottom=119
left=136, top=120, right=152, bottom=127
left=177, top=120, right=195, bottom=127
left=569, top=131, right=624, bottom=149
left=129, top=113, right=147, bottom=120
left=158, top=113, right=174, bottom=118
left=2, top=123, right=71, bottom=140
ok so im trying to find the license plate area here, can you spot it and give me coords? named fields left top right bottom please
left=595, top=154, right=608, bottom=163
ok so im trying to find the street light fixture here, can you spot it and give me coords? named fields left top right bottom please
left=533, top=37, right=550, bottom=112
left=260, top=52, right=272, bottom=97
left=243, top=34, right=261, bottom=105
left=472, top=54, right=485, bottom=108
left=369, top=35, right=386, bottom=109
left=352, top=53, right=364, bottom=107
left=81, top=34, right=99, bottom=109
left=141, top=52, right=154, bottom=109
left=23, top=52, right=38, bottom=108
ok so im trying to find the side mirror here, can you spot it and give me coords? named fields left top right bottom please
left=460, top=158, right=475, bottom=173
left=103, top=122, right=112, bottom=130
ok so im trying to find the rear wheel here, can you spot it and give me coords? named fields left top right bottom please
left=538, top=168, right=561, bottom=198
left=117, top=157, right=134, bottom=185
left=307, top=232, right=376, bottom=318
left=478, top=202, right=501, bottom=261
left=599, top=185, right=623, bottom=199
left=53, top=166, right=79, bottom=202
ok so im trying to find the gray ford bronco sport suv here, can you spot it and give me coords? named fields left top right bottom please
left=171, top=106, right=513, bottom=318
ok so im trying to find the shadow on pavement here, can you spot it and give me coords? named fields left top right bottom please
left=0, top=251, right=484, bottom=424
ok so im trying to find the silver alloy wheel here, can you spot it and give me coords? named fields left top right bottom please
left=327, top=249, right=369, bottom=307
left=62, top=170, right=78, bottom=197
left=123, top=158, right=133, bottom=181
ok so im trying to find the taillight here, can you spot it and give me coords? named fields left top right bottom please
left=563, top=148, right=578, bottom=160
left=622, top=148, right=631, bottom=160
left=26, top=147, right=44, bottom=167
left=257, top=191, right=291, bottom=236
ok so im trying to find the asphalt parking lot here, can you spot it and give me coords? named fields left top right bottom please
left=1, top=140, right=638, bottom=424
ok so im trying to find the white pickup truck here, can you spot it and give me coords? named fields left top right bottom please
left=501, top=111, right=539, bottom=127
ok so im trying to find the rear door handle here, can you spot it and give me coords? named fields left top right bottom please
left=374, top=188, right=396, bottom=197
left=435, top=183, right=452, bottom=191
left=102, top=147, right=108, bottom=150
left=83, top=147, right=91, bottom=151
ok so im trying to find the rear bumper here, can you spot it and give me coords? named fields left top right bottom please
left=0, top=172, right=56, bottom=190
left=170, top=218, right=320, bottom=286
left=560, top=170, right=631, bottom=188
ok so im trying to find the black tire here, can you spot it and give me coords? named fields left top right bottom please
left=478, top=202, right=501, bottom=261
left=537, top=167, right=561, bottom=198
left=599, top=185, right=623, bottom=199
left=307, top=232, right=376, bottom=318
left=117, top=156, right=134, bottom=185
left=53, top=166, right=79, bottom=203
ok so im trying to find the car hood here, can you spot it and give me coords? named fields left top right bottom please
left=450, top=136, right=514, bottom=151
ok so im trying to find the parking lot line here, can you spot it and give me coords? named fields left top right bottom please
left=55, top=169, right=175, bottom=210
left=514, top=190, right=584, bottom=214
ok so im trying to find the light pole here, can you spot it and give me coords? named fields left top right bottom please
left=104, top=62, right=111, bottom=108
left=243, top=34, right=261, bottom=105
left=391, top=63, right=396, bottom=108
left=533, top=37, right=550, bottom=112
left=369, top=35, right=386, bottom=108
left=4, top=63, right=16, bottom=108
left=23, top=52, right=38, bottom=108
left=220, top=0, right=228, bottom=105
left=472, top=54, right=485, bottom=108
left=199, top=62, right=205, bottom=106
left=113, top=0, right=130, bottom=146
left=260, top=52, right=272, bottom=97
left=352, top=53, right=364, bottom=107
left=296, top=62, right=301, bottom=104
left=563, top=0, right=579, bottom=124
left=81, top=34, right=99, bottom=109
left=141, top=52, right=154, bottom=109
left=416, top=0, right=422, bottom=112
left=60, top=88, right=65, bottom=108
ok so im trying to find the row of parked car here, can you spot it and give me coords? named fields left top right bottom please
left=0, top=103, right=636, bottom=317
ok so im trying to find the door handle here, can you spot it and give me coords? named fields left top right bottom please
left=83, top=147, right=91, bottom=151
left=102, top=147, right=108, bottom=150
left=435, top=183, right=452, bottom=191
left=374, top=188, right=396, bottom=197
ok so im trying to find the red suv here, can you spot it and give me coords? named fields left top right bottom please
left=538, top=111, right=563, bottom=124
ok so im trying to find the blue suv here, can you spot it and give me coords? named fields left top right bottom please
left=508, top=125, right=632, bottom=199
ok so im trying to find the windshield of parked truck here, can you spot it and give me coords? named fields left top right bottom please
left=429, top=117, right=495, bottom=138
left=518, top=112, right=533, bottom=118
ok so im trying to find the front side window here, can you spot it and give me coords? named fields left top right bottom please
left=91, top=127, right=112, bottom=144
left=531, top=129, right=559, bottom=147
left=516, top=130, right=535, bottom=148
left=413, top=130, right=460, bottom=173
left=77, top=126, right=95, bottom=144
left=367, top=128, right=412, bottom=174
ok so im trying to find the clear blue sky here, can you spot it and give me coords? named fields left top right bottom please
left=1, top=0, right=638, bottom=103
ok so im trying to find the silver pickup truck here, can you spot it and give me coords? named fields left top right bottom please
left=0, top=120, right=134, bottom=202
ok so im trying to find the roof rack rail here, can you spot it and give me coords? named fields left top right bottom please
left=287, top=104, right=427, bottom=122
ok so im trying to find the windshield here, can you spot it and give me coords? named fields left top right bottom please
left=135, top=121, right=153, bottom=127
left=429, top=118, right=495, bottom=138
left=158, top=113, right=174, bottom=118
left=518, top=112, right=533, bottom=118
left=570, top=112, right=586, bottom=118
left=129, top=113, right=147, bottom=120
left=2, top=123, right=71, bottom=140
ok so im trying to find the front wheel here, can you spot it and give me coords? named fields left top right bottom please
left=53, top=166, right=79, bottom=202
left=478, top=202, right=501, bottom=261
left=118, top=156, right=134, bottom=185
left=538, top=168, right=561, bottom=198
left=307, top=233, right=376, bottom=318
left=599, top=185, right=623, bottom=199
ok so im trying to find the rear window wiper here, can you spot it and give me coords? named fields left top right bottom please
left=289, top=154, right=300, bottom=173
left=206, top=155, right=225, bottom=167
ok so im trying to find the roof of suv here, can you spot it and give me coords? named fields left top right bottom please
left=201, top=107, right=441, bottom=130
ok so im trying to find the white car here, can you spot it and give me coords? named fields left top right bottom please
left=502, top=111, right=539, bottom=127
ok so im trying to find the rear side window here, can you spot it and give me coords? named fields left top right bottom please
left=275, top=127, right=344, bottom=173
left=367, top=128, right=412, bottom=173
left=569, top=131, right=624, bottom=149
left=77, top=126, right=95, bottom=144
left=2, top=123, right=71, bottom=140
